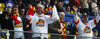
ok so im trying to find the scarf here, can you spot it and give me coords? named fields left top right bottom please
left=11, top=13, right=21, bottom=25
left=59, top=20, right=66, bottom=39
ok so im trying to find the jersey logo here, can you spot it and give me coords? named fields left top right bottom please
left=14, top=23, right=22, bottom=27
left=84, top=27, right=91, bottom=33
left=36, top=19, right=45, bottom=27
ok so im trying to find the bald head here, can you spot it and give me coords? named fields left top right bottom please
left=36, top=4, right=43, bottom=14
left=59, top=12, right=65, bottom=20
left=36, top=4, right=43, bottom=9
left=59, top=12, right=65, bottom=15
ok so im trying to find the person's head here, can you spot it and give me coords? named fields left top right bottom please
left=66, top=6, right=70, bottom=11
left=57, top=2, right=64, bottom=8
left=17, top=0, right=22, bottom=4
left=59, top=12, right=65, bottom=20
left=46, top=0, right=50, bottom=4
left=20, top=8, right=25, bottom=15
left=93, top=29, right=98, bottom=37
left=6, top=7, right=12, bottom=13
left=82, top=15, right=88, bottom=23
left=12, top=5, right=19, bottom=14
left=37, top=1, right=42, bottom=4
left=93, top=0, right=97, bottom=3
left=26, top=3, right=32, bottom=9
left=66, top=31, right=70, bottom=35
left=54, top=0, right=57, bottom=5
left=36, top=4, right=43, bottom=14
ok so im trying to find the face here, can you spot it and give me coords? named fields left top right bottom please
left=36, top=5, right=43, bottom=14
left=95, top=0, right=97, bottom=3
left=59, top=13, right=65, bottom=20
left=94, top=32, right=98, bottom=36
left=18, top=0, right=22, bottom=4
left=12, top=8, right=18, bottom=14
left=54, top=0, right=57, bottom=5
left=58, top=2, right=63, bottom=8
left=7, top=8, right=12, bottom=13
left=21, top=9, right=25, bottom=15
left=82, top=16, right=88, bottom=23
left=67, top=6, right=70, bottom=11
left=47, top=1, right=50, bottom=4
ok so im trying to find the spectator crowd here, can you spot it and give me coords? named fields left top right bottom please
left=0, top=0, right=100, bottom=39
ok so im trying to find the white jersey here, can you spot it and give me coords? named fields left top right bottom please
left=74, top=15, right=100, bottom=39
left=30, top=13, right=54, bottom=38
left=12, top=16, right=24, bottom=39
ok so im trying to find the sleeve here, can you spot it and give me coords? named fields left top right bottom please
left=45, top=15, right=53, bottom=24
left=74, top=15, right=81, bottom=26
left=45, top=5, right=59, bottom=24
left=26, top=6, right=35, bottom=23
left=25, top=15, right=33, bottom=23
left=51, top=5, right=59, bottom=21
left=48, top=21, right=59, bottom=33
left=89, top=15, right=100, bottom=28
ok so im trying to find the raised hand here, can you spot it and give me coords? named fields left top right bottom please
left=73, top=5, right=78, bottom=15
left=5, top=14, right=9, bottom=20
left=73, top=5, right=78, bottom=12
left=26, top=24, right=29, bottom=28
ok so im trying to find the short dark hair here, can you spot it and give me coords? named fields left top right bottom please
left=12, top=5, right=19, bottom=10
left=7, top=7, right=11, bottom=8
left=92, top=0, right=95, bottom=2
left=82, top=15, right=88, bottom=17
left=26, top=3, right=31, bottom=7
left=93, top=29, right=98, bottom=33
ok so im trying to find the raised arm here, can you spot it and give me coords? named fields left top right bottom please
left=89, top=12, right=100, bottom=28
left=73, top=6, right=81, bottom=26
left=26, top=6, right=35, bottom=23
left=45, top=5, right=59, bottom=24
left=48, top=21, right=62, bottom=33
left=51, top=5, right=59, bottom=21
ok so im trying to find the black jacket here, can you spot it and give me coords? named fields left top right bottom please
left=1, top=11, right=13, bottom=30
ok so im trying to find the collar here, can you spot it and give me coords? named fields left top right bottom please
left=35, top=13, right=44, bottom=16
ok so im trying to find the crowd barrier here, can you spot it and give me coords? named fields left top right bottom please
left=0, top=29, right=100, bottom=39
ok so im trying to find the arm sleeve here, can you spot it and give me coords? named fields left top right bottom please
left=89, top=15, right=100, bottom=28
left=51, top=5, right=59, bottom=21
left=48, top=21, right=59, bottom=33
left=74, top=15, right=81, bottom=26
left=48, top=24, right=58, bottom=33
left=45, top=15, right=53, bottom=24
left=25, top=15, right=33, bottom=23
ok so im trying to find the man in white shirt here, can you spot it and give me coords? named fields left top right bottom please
left=11, top=6, right=24, bottom=39
left=26, top=4, right=59, bottom=39
left=73, top=6, right=100, bottom=39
